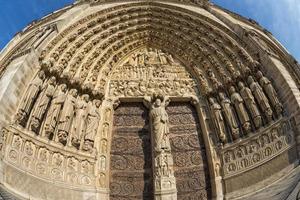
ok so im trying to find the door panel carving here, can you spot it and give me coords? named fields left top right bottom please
left=167, top=102, right=211, bottom=200
left=110, top=103, right=153, bottom=200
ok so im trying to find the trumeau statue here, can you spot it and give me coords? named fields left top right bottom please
left=83, top=99, right=101, bottom=152
left=219, top=92, right=240, bottom=140
left=256, top=71, right=283, bottom=116
left=16, top=71, right=45, bottom=126
left=229, top=86, right=251, bottom=134
left=30, top=76, right=56, bottom=133
left=150, top=94, right=171, bottom=153
left=209, top=97, right=227, bottom=144
left=57, top=89, right=78, bottom=144
left=71, top=94, right=89, bottom=148
left=43, top=84, right=67, bottom=138
left=248, top=76, right=273, bottom=122
left=238, top=82, right=262, bottom=129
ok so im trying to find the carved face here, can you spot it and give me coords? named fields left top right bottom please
left=238, top=82, right=244, bottom=89
left=61, top=84, right=67, bottom=92
left=256, top=71, right=263, bottom=79
left=83, top=95, right=89, bottom=102
left=155, top=98, right=161, bottom=106
left=50, top=77, right=56, bottom=84
left=247, top=76, right=254, bottom=84
left=38, top=71, right=45, bottom=79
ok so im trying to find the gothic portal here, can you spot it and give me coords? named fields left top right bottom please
left=0, top=0, right=299, bottom=200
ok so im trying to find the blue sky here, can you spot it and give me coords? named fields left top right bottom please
left=0, top=0, right=299, bottom=61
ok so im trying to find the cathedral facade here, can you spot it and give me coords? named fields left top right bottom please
left=0, top=0, right=299, bottom=199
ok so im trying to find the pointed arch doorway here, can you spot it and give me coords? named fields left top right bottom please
left=108, top=48, right=212, bottom=199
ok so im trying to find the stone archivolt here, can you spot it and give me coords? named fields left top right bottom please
left=39, top=3, right=256, bottom=96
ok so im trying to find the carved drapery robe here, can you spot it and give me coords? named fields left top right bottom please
left=249, top=81, right=273, bottom=121
left=85, top=103, right=100, bottom=142
left=220, top=97, right=240, bottom=140
left=230, top=91, right=251, bottom=133
left=57, top=92, right=77, bottom=141
left=210, top=100, right=227, bottom=143
left=240, top=86, right=262, bottom=128
left=44, top=87, right=67, bottom=137
left=150, top=104, right=170, bottom=152
left=72, top=99, right=88, bottom=145
left=30, top=83, right=56, bottom=132
left=17, top=73, right=44, bottom=124
left=259, top=76, right=283, bottom=116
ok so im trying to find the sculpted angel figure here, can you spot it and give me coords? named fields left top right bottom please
left=16, top=70, right=45, bottom=126
left=147, top=94, right=171, bottom=152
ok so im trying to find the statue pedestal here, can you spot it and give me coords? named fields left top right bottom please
left=154, top=176, right=177, bottom=200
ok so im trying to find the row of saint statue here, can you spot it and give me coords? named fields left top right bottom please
left=15, top=71, right=101, bottom=152
left=209, top=71, right=283, bottom=144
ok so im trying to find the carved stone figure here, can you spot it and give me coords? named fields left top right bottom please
left=238, top=82, right=262, bottom=128
left=209, top=97, right=227, bottom=144
left=57, top=89, right=78, bottom=144
left=71, top=94, right=89, bottom=148
left=150, top=94, right=171, bottom=152
left=43, top=84, right=67, bottom=138
left=248, top=76, right=273, bottom=122
left=219, top=92, right=240, bottom=140
left=229, top=86, right=251, bottom=134
left=83, top=99, right=101, bottom=152
left=30, top=76, right=56, bottom=133
left=16, top=71, right=45, bottom=126
left=256, top=71, right=283, bottom=116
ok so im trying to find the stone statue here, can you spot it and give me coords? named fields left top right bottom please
left=229, top=86, right=251, bottom=134
left=29, top=76, right=56, bottom=133
left=256, top=71, right=283, bottom=116
left=16, top=71, right=45, bottom=126
left=43, top=84, right=67, bottom=138
left=150, top=94, right=171, bottom=152
left=248, top=76, right=273, bottom=122
left=57, top=89, right=78, bottom=144
left=209, top=97, right=227, bottom=144
left=219, top=92, right=240, bottom=140
left=71, top=94, right=89, bottom=148
left=83, top=99, right=101, bottom=152
left=238, top=82, right=262, bottom=129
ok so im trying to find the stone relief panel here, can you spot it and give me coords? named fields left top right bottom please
left=108, top=48, right=197, bottom=97
left=110, top=103, right=153, bottom=200
left=167, top=102, right=211, bottom=200
left=3, top=127, right=97, bottom=188
left=220, top=118, right=295, bottom=177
